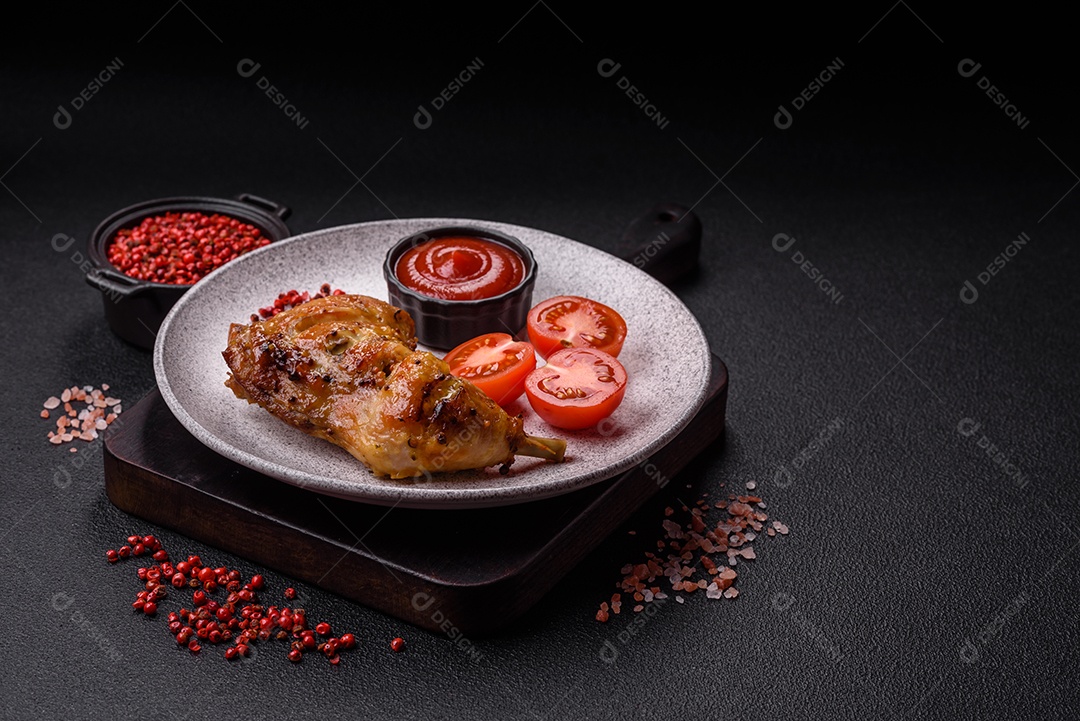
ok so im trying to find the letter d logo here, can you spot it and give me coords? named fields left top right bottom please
left=773, top=465, right=793, bottom=488
left=51, top=233, right=76, bottom=252
left=960, top=279, right=979, bottom=305
left=957, top=418, right=981, bottom=438
left=53, top=104, right=72, bottom=130
left=771, top=592, right=795, bottom=611
left=236, top=58, right=261, bottom=78
left=597, top=58, right=621, bottom=78
left=772, top=232, right=796, bottom=253
left=957, top=58, right=981, bottom=78
left=774, top=104, right=793, bottom=130
left=53, top=467, right=72, bottom=489
left=51, top=591, right=75, bottom=611
left=414, top=104, right=433, bottom=130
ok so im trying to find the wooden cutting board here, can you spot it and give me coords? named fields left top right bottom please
left=103, top=355, right=726, bottom=634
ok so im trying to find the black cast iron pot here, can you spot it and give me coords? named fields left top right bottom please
left=85, top=193, right=291, bottom=349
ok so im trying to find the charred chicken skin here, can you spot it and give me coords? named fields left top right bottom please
left=222, top=294, right=565, bottom=479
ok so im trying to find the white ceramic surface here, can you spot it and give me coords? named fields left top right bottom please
left=154, top=218, right=710, bottom=509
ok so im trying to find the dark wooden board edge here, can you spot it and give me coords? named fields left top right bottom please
left=104, top=356, right=727, bottom=634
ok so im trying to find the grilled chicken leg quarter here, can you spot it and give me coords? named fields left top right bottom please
left=222, top=294, right=566, bottom=479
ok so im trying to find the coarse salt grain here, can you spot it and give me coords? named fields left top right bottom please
left=595, top=482, right=789, bottom=622
left=41, top=385, right=121, bottom=450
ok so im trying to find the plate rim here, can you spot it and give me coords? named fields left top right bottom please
left=154, top=217, right=711, bottom=509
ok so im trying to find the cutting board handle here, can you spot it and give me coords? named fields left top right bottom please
left=617, top=203, right=702, bottom=286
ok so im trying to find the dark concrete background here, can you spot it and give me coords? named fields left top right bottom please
left=2, top=5, right=1077, bottom=719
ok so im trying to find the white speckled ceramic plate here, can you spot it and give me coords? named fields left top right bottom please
left=154, top=218, right=710, bottom=509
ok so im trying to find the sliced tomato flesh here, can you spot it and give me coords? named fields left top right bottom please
left=524, top=347, right=627, bottom=430
left=527, top=295, right=628, bottom=359
left=444, top=333, right=536, bottom=407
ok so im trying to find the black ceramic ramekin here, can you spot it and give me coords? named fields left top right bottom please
left=383, top=226, right=537, bottom=350
left=86, top=194, right=291, bottom=349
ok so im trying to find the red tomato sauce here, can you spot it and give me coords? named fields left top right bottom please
left=395, top=236, right=525, bottom=300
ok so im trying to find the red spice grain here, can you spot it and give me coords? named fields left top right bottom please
left=250, top=283, right=345, bottom=323
left=108, top=211, right=271, bottom=285
left=106, top=533, right=374, bottom=668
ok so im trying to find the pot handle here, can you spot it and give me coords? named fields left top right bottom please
left=86, top=266, right=145, bottom=300
left=236, top=193, right=292, bottom=221
left=617, top=202, right=702, bottom=287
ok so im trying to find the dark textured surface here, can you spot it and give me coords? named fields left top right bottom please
left=2, top=6, right=1077, bottom=720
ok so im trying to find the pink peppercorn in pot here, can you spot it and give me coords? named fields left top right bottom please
left=85, top=194, right=291, bottom=349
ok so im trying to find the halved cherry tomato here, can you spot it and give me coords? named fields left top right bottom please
left=524, top=347, right=627, bottom=430
left=444, top=333, right=537, bottom=407
left=526, top=295, right=628, bottom=359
